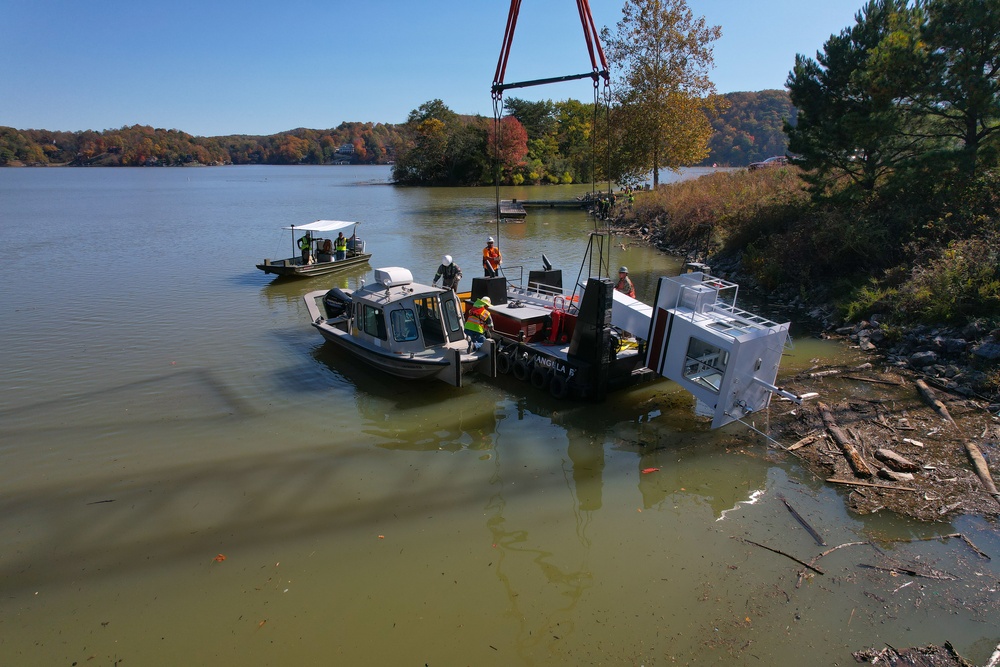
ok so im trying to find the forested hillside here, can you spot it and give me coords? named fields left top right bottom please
left=0, top=122, right=403, bottom=167
left=1, top=91, right=794, bottom=171
left=700, top=90, right=795, bottom=166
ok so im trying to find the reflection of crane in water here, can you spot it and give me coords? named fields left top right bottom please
left=484, top=397, right=599, bottom=660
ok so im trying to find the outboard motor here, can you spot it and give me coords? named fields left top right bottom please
left=323, top=287, right=352, bottom=319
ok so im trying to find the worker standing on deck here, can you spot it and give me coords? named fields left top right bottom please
left=432, top=255, right=463, bottom=291
left=483, top=237, right=502, bottom=277
left=465, top=296, right=493, bottom=351
left=298, top=232, right=313, bottom=264
left=334, top=232, right=348, bottom=261
left=615, top=266, right=636, bottom=298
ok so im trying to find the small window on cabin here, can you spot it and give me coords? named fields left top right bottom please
left=391, top=308, right=419, bottom=342
left=682, top=337, right=729, bottom=394
left=361, top=305, right=387, bottom=340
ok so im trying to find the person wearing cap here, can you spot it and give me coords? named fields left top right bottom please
left=432, top=254, right=463, bottom=291
left=464, top=296, right=493, bottom=351
left=615, top=266, right=636, bottom=298
left=483, top=237, right=502, bottom=277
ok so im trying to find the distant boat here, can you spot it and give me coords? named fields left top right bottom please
left=303, top=267, right=496, bottom=386
left=257, top=219, right=371, bottom=278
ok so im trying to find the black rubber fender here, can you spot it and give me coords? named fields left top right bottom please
left=549, top=373, right=569, bottom=399
left=512, top=358, right=530, bottom=381
left=530, top=365, right=550, bottom=389
left=496, top=350, right=513, bottom=374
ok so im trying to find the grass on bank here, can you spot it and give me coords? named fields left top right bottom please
left=621, top=166, right=1000, bottom=330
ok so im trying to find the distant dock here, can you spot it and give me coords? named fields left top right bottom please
left=499, top=197, right=590, bottom=219
left=499, top=200, right=527, bottom=219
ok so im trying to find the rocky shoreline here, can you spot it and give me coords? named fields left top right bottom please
left=615, top=221, right=1000, bottom=521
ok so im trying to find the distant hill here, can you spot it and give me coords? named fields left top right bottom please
left=700, top=90, right=795, bottom=167
left=0, top=123, right=403, bottom=167
left=2, top=90, right=795, bottom=169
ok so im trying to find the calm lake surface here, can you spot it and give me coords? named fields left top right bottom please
left=1, top=165, right=997, bottom=666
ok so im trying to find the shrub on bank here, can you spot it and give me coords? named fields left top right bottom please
left=626, top=166, right=1000, bottom=333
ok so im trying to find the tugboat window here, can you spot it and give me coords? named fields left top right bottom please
left=682, top=337, right=728, bottom=394
left=391, top=309, right=419, bottom=342
left=360, top=304, right=387, bottom=340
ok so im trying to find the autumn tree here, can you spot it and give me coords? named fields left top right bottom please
left=488, top=115, right=529, bottom=184
left=601, top=0, right=723, bottom=187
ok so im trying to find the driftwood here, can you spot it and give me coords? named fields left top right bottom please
left=817, top=402, right=874, bottom=477
left=964, top=440, right=1000, bottom=505
left=858, top=563, right=957, bottom=580
left=843, top=374, right=904, bottom=386
left=787, top=432, right=822, bottom=451
left=874, top=448, right=920, bottom=472
left=827, top=478, right=917, bottom=492
left=778, top=494, right=826, bottom=546
left=914, top=379, right=957, bottom=429
left=877, top=467, right=915, bottom=482
left=734, top=536, right=824, bottom=574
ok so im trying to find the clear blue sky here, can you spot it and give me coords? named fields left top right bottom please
left=2, top=0, right=864, bottom=137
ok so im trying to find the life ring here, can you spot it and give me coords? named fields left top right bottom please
left=496, top=350, right=513, bottom=374
left=512, top=358, right=530, bottom=381
left=549, top=373, right=569, bottom=399
left=530, top=365, right=550, bottom=389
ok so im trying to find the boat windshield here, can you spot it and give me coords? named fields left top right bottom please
left=390, top=309, right=420, bottom=342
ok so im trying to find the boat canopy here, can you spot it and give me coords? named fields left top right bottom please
left=284, top=220, right=359, bottom=233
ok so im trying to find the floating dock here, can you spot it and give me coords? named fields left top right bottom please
left=499, top=200, right=527, bottom=219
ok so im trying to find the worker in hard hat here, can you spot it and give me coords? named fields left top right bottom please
left=432, top=254, right=463, bottom=291
left=482, top=236, right=502, bottom=277
left=615, top=266, right=636, bottom=298
left=464, top=296, right=493, bottom=352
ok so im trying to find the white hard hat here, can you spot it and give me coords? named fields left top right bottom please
left=487, top=236, right=495, bottom=243
left=479, top=296, right=492, bottom=306
left=442, top=255, right=452, bottom=266
left=618, top=266, right=629, bottom=274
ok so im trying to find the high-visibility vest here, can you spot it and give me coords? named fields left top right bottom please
left=616, top=276, right=635, bottom=298
left=334, top=236, right=347, bottom=252
left=483, top=246, right=501, bottom=271
left=298, top=236, right=311, bottom=250
left=464, top=304, right=491, bottom=333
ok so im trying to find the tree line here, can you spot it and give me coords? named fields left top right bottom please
left=0, top=122, right=404, bottom=167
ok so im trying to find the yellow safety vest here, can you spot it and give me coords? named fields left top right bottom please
left=464, top=304, right=491, bottom=334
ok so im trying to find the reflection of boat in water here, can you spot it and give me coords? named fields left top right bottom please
left=257, top=219, right=371, bottom=278
left=303, top=267, right=495, bottom=387
left=458, top=234, right=802, bottom=429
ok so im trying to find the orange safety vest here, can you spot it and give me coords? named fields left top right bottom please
left=616, top=276, right=635, bottom=298
left=464, top=304, right=491, bottom=334
left=483, top=246, right=501, bottom=271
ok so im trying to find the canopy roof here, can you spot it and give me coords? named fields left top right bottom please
left=283, top=220, right=359, bottom=233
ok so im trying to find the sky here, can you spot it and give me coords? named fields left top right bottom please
left=1, top=0, right=866, bottom=137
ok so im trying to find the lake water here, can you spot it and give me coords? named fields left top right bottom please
left=1, top=166, right=997, bottom=666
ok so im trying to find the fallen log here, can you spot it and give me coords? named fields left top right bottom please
left=964, top=440, right=1000, bottom=506
left=914, top=379, right=957, bottom=429
left=826, top=478, right=917, bottom=492
left=817, top=402, right=874, bottom=478
left=874, top=448, right=920, bottom=472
